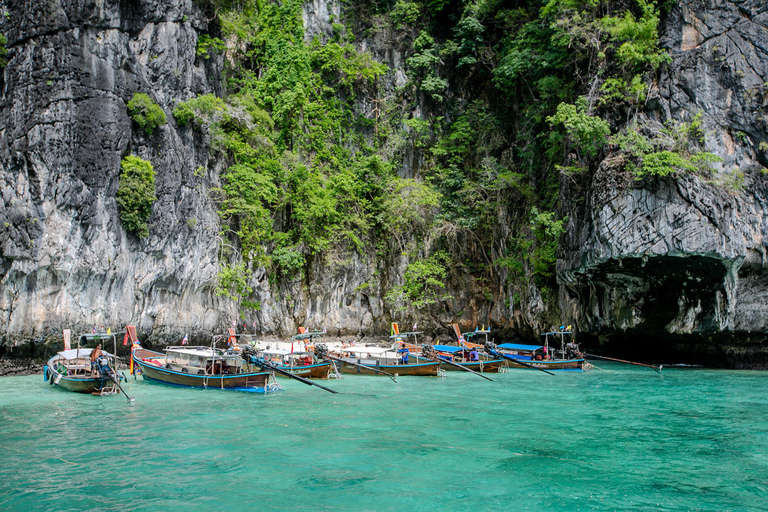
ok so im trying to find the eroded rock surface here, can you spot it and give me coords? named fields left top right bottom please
left=559, top=0, right=768, bottom=364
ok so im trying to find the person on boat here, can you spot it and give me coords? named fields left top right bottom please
left=398, top=344, right=409, bottom=365
left=470, top=348, right=479, bottom=362
left=90, top=343, right=103, bottom=377
left=303, top=354, right=312, bottom=366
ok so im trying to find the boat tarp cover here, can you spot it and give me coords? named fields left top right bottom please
left=432, top=345, right=465, bottom=353
left=342, top=346, right=392, bottom=355
left=291, top=332, right=325, bottom=340
left=498, top=343, right=543, bottom=351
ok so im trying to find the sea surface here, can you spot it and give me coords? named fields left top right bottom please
left=1, top=364, right=766, bottom=511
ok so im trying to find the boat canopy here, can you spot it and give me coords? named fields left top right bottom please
left=56, top=348, right=114, bottom=360
left=389, top=331, right=422, bottom=338
left=292, top=332, right=326, bottom=340
left=165, top=347, right=240, bottom=360
left=432, top=345, right=465, bottom=353
left=342, top=346, right=392, bottom=355
left=463, top=330, right=491, bottom=337
left=498, top=343, right=543, bottom=351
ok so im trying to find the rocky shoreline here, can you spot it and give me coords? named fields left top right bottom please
left=0, top=358, right=45, bottom=376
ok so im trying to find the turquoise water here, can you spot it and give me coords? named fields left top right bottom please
left=1, top=365, right=767, bottom=511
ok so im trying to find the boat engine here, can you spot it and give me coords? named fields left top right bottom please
left=484, top=341, right=498, bottom=354
left=422, top=344, right=436, bottom=358
left=314, top=343, right=328, bottom=360
left=96, top=356, right=115, bottom=379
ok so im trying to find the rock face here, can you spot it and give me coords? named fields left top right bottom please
left=0, top=0, right=231, bottom=348
left=2, top=0, right=768, bottom=366
left=559, top=0, right=768, bottom=365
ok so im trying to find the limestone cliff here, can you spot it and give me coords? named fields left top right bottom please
left=0, top=0, right=230, bottom=345
left=559, top=0, right=768, bottom=366
left=1, top=0, right=768, bottom=366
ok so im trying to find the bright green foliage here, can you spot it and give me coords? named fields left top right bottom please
left=547, top=98, right=610, bottom=158
left=385, top=251, right=453, bottom=311
left=530, top=207, right=567, bottom=285
left=390, top=0, right=421, bottom=29
left=216, top=261, right=261, bottom=311
left=600, top=0, right=669, bottom=71
left=407, top=31, right=447, bottom=101
left=127, top=93, right=167, bottom=135
left=599, top=75, right=648, bottom=105
left=0, top=33, right=7, bottom=67
left=612, top=115, right=722, bottom=178
left=192, top=0, right=672, bottom=312
left=117, top=156, right=156, bottom=238
left=173, top=94, right=227, bottom=127
left=196, top=34, right=226, bottom=59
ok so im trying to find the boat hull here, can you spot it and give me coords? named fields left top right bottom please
left=48, top=373, right=113, bottom=393
left=334, top=359, right=440, bottom=376
left=276, top=362, right=331, bottom=379
left=45, top=358, right=116, bottom=394
left=133, top=351, right=275, bottom=391
left=439, top=359, right=504, bottom=372
left=503, top=356, right=585, bottom=371
left=243, top=361, right=332, bottom=379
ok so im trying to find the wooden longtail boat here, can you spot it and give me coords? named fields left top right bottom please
left=45, top=348, right=122, bottom=394
left=431, top=345, right=504, bottom=373
left=44, top=332, right=126, bottom=395
left=489, top=330, right=587, bottom=372
left=500, top=356, right=584, bottom=371
left=252, top=349, right=332, bottom=379
left=332, top=346, right=441, bottom=376
left=133, top=345, right=279, bottom=392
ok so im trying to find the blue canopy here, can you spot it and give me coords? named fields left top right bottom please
left=498, top=343, right=543, bottom=352
left=433, top=345, right=469, bottom=353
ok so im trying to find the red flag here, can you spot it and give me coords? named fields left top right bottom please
left=122, top=331, right=129, bottom=346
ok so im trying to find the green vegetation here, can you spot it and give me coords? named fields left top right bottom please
left=117, top=156, right=156, bottom=238
left=188, top=0, right=700, bottom=314
left=612, top=114, right=722, bottom=178
left=0, top=33, right=7, bottom=67
left=127, top=93, right=167, bottom=135
left=196, top=34, right=226, bottom=59
left=385, top=252, right=452, bottom=311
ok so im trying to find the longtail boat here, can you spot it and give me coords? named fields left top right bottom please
left=133, top=336, right=279, bottom=392
left=331, top=346, right=441, bottom=376
left=431, top=345, right=504, bottom=373
left=44, top=331, right=127, bottom=395
left=486, top=329, right=587, bottom=372
left=254, top=349, right=332, bottom=379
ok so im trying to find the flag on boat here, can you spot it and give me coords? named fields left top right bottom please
left=182, top=334, right=188, bottom=345
left=412, top=322, right=417, bottom=331
left=122, top=331, right=129, bottom=346
left=92, top=326, right=96, bottom=333
left=567, top=325, right=572, bottom=331
left=232, top=320, right=236, bottom=329
left=107, top=327, right=111, bottom=335
left=252, top=320, right=256, bottom=329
